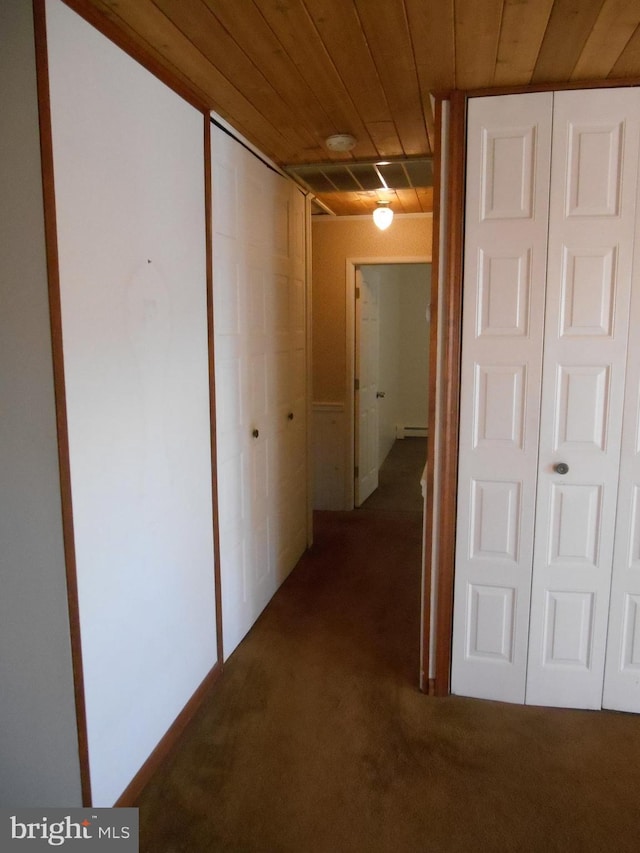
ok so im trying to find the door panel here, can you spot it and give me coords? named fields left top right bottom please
left=452, top=92, right=553, bottom=703
left=604, top=183, right=640, bottom=712
left=525, top=88, right=640, bottom=709
left=355, top=269, right=380, bottom=506
left=212, top=128, right=307, bottom=660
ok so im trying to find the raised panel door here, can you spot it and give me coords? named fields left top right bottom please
left=451, top=93, right=553, bottom=703
left=212, top=130, right=308, bottom=659
left=355, top=269, right=380, bottom=506
left=525, top=88, right=640, bottom=709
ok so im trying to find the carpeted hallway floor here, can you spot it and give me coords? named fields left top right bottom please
left=137, top=440, right=640, bottom=852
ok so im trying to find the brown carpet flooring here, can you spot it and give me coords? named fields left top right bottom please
left=137, top=440, right=640, bottom=852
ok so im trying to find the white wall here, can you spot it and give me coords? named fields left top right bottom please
left=46, top=0, right=218, bottom=806
left=398, top=264, right=431, bottom=431
left=0, top=0, right=82, bottom=807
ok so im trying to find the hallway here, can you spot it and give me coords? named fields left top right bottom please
left=137, top=439, right=640, bottom=852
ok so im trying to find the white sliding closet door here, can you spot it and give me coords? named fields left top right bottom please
left=453, top=87, right=640, bottom=711
left=211, top=125, right=307, bottom=660
left=451, top=93, right=552, bottom=703
left=46, top=0, right=218, bottom=805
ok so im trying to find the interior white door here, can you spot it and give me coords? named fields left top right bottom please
left=451, top=93, right=553, bottom=702
left=453, top=87, right=640, bottom=711
left=267, top=175, right=308, bottom=582
left=525, top=88, right=640, bottom=709
left=355, top=268, right=380, bottom=506
left=211, top=127, right=254, bottom=659
left=604, top=241, right=640, bottom=713
left=211, top=126, right=308, bottom=659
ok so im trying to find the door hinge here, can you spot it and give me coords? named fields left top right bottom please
left=354, top=378, right=360, bottom=391
left=355, top=286, right=360, bottom=299
left=354, top=465, right=359, bottom=478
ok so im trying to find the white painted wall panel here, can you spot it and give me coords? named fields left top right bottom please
left=398, top=265, right=430, bottom=432
left=46, top=0, right=217, bottom=805
left=312, top=404, right=346, bottom=510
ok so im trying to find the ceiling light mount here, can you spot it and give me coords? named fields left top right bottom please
left=373, top=200, right=394, bottom=231
left=325, top=133, right=357, bottom=152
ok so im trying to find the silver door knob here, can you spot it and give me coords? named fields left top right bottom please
left=554, top=462, right=569, bottom=475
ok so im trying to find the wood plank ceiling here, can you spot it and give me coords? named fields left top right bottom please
left=76, top=0, right=640, bottom=215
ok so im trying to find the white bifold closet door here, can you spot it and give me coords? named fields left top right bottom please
left=452, top=87, right=640, bottom=712
left=211, top=125, right=307, bottom=660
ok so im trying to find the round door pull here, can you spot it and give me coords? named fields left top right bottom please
left=287, top=412, right=294, bottom=420
left=554, top=462, right=569, bottom=475
left=252, top=428, right=259, bottom=439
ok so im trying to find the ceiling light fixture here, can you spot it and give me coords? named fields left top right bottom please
left=325, top=133, right=357, bottom=152
left=373, top=200, right=394, bottom=231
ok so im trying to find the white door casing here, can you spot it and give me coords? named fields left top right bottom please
left=451, top=92, right=553, bottom=703
left=355, top=268, right=380, bottom=506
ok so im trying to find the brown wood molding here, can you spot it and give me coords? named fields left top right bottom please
left=432, top=76, right=640, bottom=104
left=460, top=76, right=640, bottom=100
left=60, top=0, right=209, bottom=112
left=115, top=661, right=222, bottom=807
left=204, top=116, right=224, bottom=666
left=433, top=90, right=467, bottom=698
left=420, top=97, right=444, bottom=694
left=32, top=0, right=92, bottom=806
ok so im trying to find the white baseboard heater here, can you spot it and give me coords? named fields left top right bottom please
left=396, top=425, right=428, bottom=439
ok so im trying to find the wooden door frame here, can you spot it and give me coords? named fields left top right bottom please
left=424, top=77, right=640, bottom=698
left=345, top=257, right=431, bottom=510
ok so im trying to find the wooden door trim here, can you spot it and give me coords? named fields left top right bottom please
left=420, top=97, right=444, bottom=694
left=33, top=0, right=92, bottom=805
left=432, top=91, right=467, bottom=696
left=204, top=115, right=224, bottom=670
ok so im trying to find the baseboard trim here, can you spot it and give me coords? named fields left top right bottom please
left=114, top=660, right=222, bottom=806
left=396, top=425, right=428, bottom=439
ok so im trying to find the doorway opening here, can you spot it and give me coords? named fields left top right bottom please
left=352, top=262, right=431, bottom=513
